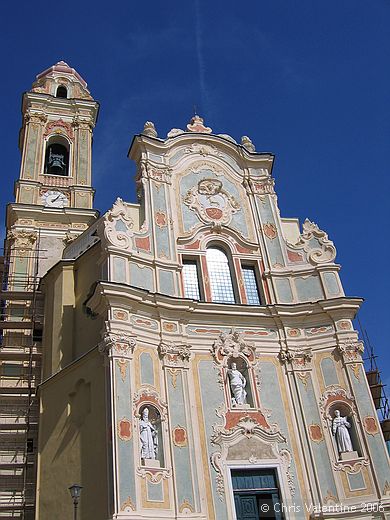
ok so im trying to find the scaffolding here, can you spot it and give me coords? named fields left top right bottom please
left=0, top=239, right=45, bottom=520
left=358, top=318, right=390, bottom=445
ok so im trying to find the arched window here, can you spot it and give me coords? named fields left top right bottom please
left=44, top=137, right=69, bottom=176
left=56, top=85, right=68, bottom=98
left=206, top=247, right=236, bottom=303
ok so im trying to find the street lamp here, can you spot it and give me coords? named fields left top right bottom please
left=68, top=484, right=83, bottom=520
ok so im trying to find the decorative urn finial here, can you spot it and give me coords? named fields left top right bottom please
left=142, top=121, right=158, bottom=138
left=241, top=136, right=255, bottom=152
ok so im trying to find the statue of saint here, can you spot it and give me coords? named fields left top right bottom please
left=332, top=409, right=353, bottom=454
left=139, top=407, right=158, bottom=460
left=227, top=362, right=247, bottom=405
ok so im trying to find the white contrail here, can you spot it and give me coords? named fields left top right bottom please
left=195, top=0, right=207, bottom=112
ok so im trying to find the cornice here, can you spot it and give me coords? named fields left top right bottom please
left=85, top=281, right=363, bottom=327
left=128, top=132, right=274, bottom=171
left=6, top=203, right=99, bottom=228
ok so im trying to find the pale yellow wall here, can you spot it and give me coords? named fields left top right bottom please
left=41, top=262, right=75, bottom=379
left=41, top=244, right=104, bottom=380
left=36, top=349, right=108, bottom=520
left=73, top=245, right=104, bottom=359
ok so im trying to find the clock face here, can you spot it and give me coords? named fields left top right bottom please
left=42, top=190, right=69, bottom=208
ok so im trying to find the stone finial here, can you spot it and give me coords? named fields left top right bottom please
left=241, top=136, right=255, bottom=152
left=142, top=121, right=158, bottom=138
left=187, top=115, right=212, bottom=134
left=167, top=128, right=184, bottom=138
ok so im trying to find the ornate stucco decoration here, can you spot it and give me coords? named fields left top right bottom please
left=44, top=119, right=74, bottom=139
left=98, top=332, right=136, bottom=358
left=186, top=114, right=212, bottom=133
left=172, top=425, right=188, bottom=447
left=136, top=466, right=171, bottom=483
left=117, top=417, right=132, bottom=441
left=158, top=341, right=191, bottom=368
left=25, top=112, right=48, bottom=126
left=336, top=339, right=364, bottom=363
left=333, top=458, right=369, bottom=474
left=245, top=178, right=275, bottom=195
left=179, top=499, right=195, bottom=513
left=7, top=230, right=37, bottom=256
left=212, top=330, right=256, bottom=366
left=102, top=197, right=134, bottom=250
left=133, top=387, right=168, bottom=421
left=139, top=161, right=172, bottom=184
left=185, top=143, right=222, bottom=157
left=319, top=385, right=357, bottom=427
left=120, top=496, right=136, bottom=512
left=210, top=417, right=289, bottom=500
left=279, top=347, right=313, bottom=371
left=287, top=218, right=337, bottom=265
left=184, top=178, right=241, bottom=229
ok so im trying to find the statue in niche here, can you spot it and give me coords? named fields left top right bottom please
left=332, top=409, right=353, bottom=454
left=139, top=407, right=158, bottom=460
left=227, top=362, right=247, bottom=406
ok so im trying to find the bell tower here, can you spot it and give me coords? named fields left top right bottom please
left=0, top=63, right=99, bottom=519
left=8, top=60, right=99, bottom=275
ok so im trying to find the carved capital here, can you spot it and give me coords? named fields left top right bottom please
left=7, top=230, right=37, bottom=256
left=158, top=341, right=191, bottom=368
left=279, top=347, right=313, bottom=370
left=337, top=339, right=364, bottom=363
left=98, top=332, right=136, bottom=358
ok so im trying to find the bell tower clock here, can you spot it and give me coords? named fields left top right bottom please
left=6, top=61, right=100, bottom=275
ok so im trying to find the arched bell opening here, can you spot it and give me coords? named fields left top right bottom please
left=56, top=85, right=68, bottom=98
left=44, top=135, right=70, bottom=176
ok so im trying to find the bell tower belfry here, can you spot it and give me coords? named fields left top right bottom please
left=8, top=60, right=99, bottom=276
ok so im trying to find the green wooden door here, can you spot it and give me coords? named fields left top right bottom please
left=232, top=469, right=283, bottom=520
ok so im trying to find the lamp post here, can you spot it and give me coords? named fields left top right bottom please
left=68, top=484, right=83, bottom=520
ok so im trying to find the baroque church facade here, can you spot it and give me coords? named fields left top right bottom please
left=0, top=63, right=389, bottom=520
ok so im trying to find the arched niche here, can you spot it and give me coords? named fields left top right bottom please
left=328, top=402, right=362, bottom=459
left=226, top=356, right=254, bottom=408
left=44, top=135, right=70, bottom=176
left=138, top=404, right=165, bottom=468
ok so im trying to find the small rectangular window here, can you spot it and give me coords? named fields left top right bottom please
left=182, top=261, right=201, bottom=300
left=1, top=363, right=23, bottom=377
left=242, top=265, right=261, bottom=305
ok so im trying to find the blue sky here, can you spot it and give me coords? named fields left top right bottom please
left=1, top=1, right=389, bottom=381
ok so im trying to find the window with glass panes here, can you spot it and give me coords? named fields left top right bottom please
left=206, top=248, right=236, bottom=303
left=182, top=260, right=201, bottom=300
left=242, top=265, right=261, bottom=305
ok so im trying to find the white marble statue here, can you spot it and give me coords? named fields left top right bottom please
left=139, top=407, right=158, bottom=460
left=227, top=362, right=247, bottom=405
left=332, top=409, right=353, bottom=454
